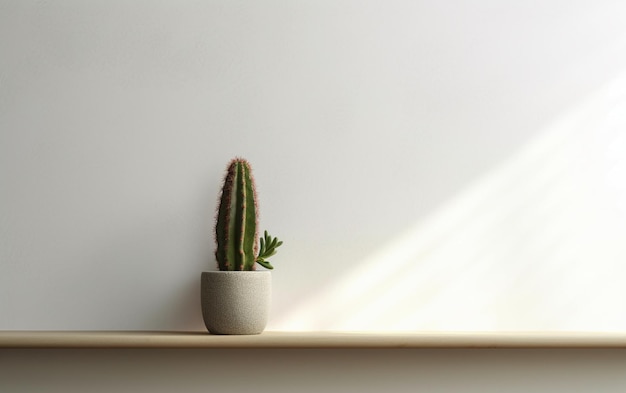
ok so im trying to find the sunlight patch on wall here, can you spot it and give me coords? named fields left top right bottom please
left=273, top=73, right=626, bottom=332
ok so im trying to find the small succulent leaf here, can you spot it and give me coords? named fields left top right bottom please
left=255, top=230, right=282, bottom=264
left=256, top=259, right=274, bottom=270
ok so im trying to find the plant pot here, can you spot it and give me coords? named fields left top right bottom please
left=201, top=271, right=271, bottom=335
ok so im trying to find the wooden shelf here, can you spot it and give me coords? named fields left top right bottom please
left=2, top=331, right=626, bottom=348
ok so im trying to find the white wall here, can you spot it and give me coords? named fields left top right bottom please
left=3, top=0, right=626, bottom=332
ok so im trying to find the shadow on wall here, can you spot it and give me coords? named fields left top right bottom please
left=35, top=221, right=204, bottom=330
left=28, top=177, right=221, bottom=330
left=272, top=72, right=626, bottom=332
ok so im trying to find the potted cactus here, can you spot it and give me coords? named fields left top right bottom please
left=201, top=158, right=282, bottom=335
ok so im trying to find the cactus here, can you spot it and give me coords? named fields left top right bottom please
left=215, top=158, right=282, bottom=270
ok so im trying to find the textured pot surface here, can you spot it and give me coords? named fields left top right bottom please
left=201, top=271, right=271, bottom=335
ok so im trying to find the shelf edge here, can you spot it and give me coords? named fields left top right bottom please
left=2, top=331, right=626, bottom=348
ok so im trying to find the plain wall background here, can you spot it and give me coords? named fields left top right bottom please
left=3, top=0, right=626, bottom=332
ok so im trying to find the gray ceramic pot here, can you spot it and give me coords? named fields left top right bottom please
left=201, top=271, right=271, bottom=335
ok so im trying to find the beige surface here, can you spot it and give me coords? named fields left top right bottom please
left=2, top=331, right=626, bottom=348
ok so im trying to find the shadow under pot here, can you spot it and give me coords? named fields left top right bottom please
left=201, top=271, right=271, bottom=335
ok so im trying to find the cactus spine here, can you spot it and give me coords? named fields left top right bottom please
left=215, top=158, right=282, bottom=271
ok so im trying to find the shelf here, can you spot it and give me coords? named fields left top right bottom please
left=2, top=331, right=626, bottom=348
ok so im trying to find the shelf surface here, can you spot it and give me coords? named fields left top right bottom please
left=2, top=331, right=626, bottom=348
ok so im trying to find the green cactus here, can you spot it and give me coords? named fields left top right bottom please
left=215, top=158, right=282, bottom=271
